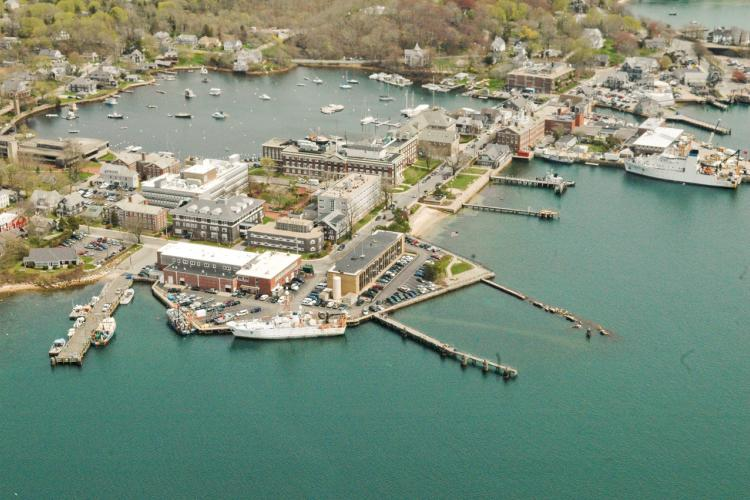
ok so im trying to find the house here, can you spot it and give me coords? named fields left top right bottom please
left=29, top=190, right=63, bottom=214
left=621, top=57, right=659, bottom=81
left=55, top=30, right=70, bottom=42
left=583, top=28, right=604, bottom=50
left=68, top=76, right=97, bottom=95
left=555, top=134, right=577, bottom=149
left=100, top=163, right=140, bottom=189
left=171, top=195, right=265, bottom=243
left=0, top=188, right=12, bottom=208
left=175, top=34, right=198, bottom=47
left=39, top=49, right=65, bottom=61
left=604, top=71, right=630, bottom=90
left=223, top=39, right=243, bottom=52
left=57, top=192, right=85, bottom=216
left=89, top=65, right=121, bottom=87
left=124, top=49, right=145, bottom=66
left=0, top=78, right=30, bottom=99
left=491, top=36, right=506, bottom=53
left=399, top=108, right=459, bottom=160
left=476, top=144, right=511, bottom=168
left=0, top=212, right=24, bottom=232
left=198, top=36, right=221, bottom=49
left=233, top=48, right=263, bottom=72
left=681, top=68, right=708, bottom=87
left=23, top=247, right=80, bottom=269
left=644, top=37, right=668, bottom=50
left=404, top=43, right=428, bottom=67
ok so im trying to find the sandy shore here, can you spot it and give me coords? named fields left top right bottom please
left=410, top=205, right=449, bottom=238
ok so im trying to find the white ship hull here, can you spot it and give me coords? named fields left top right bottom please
left=625, top=159, right=740, bottom=189
left=230, top=324, right=346, bottom=340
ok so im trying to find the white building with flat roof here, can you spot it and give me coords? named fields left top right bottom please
left=317, top=173, right=381, bottom=239
left=141, top=155, right=249, bottom=208
left=633, top=127, right=684, bottom=154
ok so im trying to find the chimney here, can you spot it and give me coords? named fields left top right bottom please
left=141, top=152, right=146, bottom=161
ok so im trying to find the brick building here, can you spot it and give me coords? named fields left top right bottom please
left=506, top=64, right=575, bottom=93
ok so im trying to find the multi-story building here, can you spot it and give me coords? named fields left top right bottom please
left=141, top=156, right=249, bottom=208
left=317, top=174, right=382, bottom=240
left=0, top=188, right=11, bottom=209
left=157, top=242, right=300, bottom=294
left=495, top=117, right=546, bottom=153
left=397, top=108, right=460, bottom=160
left=327, top=231, right=404, bottom=296
left=170, top=195, right=265, bottom=243
left=246, top=217, right=325, bottom=253
left=114, top=200, right=168, bottom=232
left=262, top=135, right=417, bottom=186
left=100, top=163, right=139, bottom=189
left=0, top=136, right=109, bottom=167
left=136, top=152, right=180, bottom=180
left=506, top=64, right=575, bottom=93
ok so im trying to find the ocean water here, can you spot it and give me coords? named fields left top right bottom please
left=3, top=65, right=750, bottom=498
left=627, top=0, right=750, bottom=28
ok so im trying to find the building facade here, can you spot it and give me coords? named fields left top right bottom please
left=114, top=200, right=168, bottom=232
left=506, top=64, right=575, bottom=93
left=246, top=217, right=325, bottom=253
left=317, top=173, right=382, bottom=229
left=327, top=231, right=404, bottom=296
left=495, top=118, right=546, bottom=153
left=170, top=195, right=265, bottom=243
left=100, top=163, right=139, bottom=188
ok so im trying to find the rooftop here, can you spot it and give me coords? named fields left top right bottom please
left=159, top=241, right=256, bottom=268
left=24, top=247, right=77, bottom=263
left=115, top=201, right=166, bottom=215
left=171, top=196, right=264, bottom=221
left=332, top=230, right=402, bottom=275
left=237, top=251, right=300, bottom=280
left=633, top=127, right=684, bottom=149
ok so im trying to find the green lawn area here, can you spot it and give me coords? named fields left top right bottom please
left=178, top=51, right=206, bottom=66
left=402, top=166, right=430, bottom=186
left=99, top=152, right=116, bottom=162
left=587, top=142, right=608, bottom=154
left=82, top=256, right=96, bottom=270
left=597, top=39, right=625, bottom=66
left=446, top=174, right=478, bottom=191
left=352, top=202, right=385, bottom=234
left=463, top=167, right=488, bottom=175
left=248, top=167, right=268, bottom=176
left=414, top=158, right=439, bottom=170
left=450, top=260, right=473, bottom=276
left=460, top=134, right=474, bottom=144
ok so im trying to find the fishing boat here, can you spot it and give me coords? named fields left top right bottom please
left=107, top=112, right=124, bottom=119
left=212, top=110, right=227, bottom=119
left=65, top=110, right=77, bottom=120
left=156, top=90, right=167, bottom=94
left=228, top=311, right=347, bottom=340
left=49, top=338, right=66, bottom=357
left=174, top=113, right=192, bottom=119
left=184, top=88, right=196, bottom=98
left=208, top=88, right=222, bottom=96
left=360, top=116, right=376, bottom=125
left=166, top=308, right=194, bottom=336
left=92, top=317, right=116, bottom=347
left=259, top=94, right=271, bottom=100
left=120, top=288, right=135, bottom=305
left=68, top=129, right=80, bottom=134
left=74, top=317, right=85, bottom=329
left=69, top=305, right=90, bottom=319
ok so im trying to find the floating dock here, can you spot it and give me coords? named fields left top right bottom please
left=52, top=275, right=132, bottom=366
left=373, top=314, right=518, bottom=379
left=463, top=204, right=558, bottom=219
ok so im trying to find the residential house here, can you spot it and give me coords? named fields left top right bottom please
left=583, top=28, right=604, bottom=50
left=223, top=39, right=243, bottom=52
left=604, top=71, right=630, bottom=90
left=198, top=36, right=221, bottom=49
left=476, top=144, right=511, bottom=168
left=0, top=78, right=31, bottom=99
left=100, top=163, right=140, bottom=189
left=38, top=48, right=64, bottom=61
left=233, top=48, right=263, bottom=72
left=124, top=49, right=146, bottom=66
left=114, top=200, right=168, bottom=232
left=621, top=57, right=659, bottom=81
left=404, top=43, right=428, bottom=67
left=0, top=212, right=23, bottom=232
left=491, top=36, right=506, bottom=53
left=175, top=34, right=198, bottom=47
left=453, top=113, right=484, bottom=136
left=30, top=190, right=63, bottom=214
left=171, top=195, right=265, bottom=243
left=57, top=192, right=85, bottom=216
left=644, top=37, right=668, bottom=50
left=23, top=247, right=80, bottom=269
left=89, top=65, right=120, bottom=87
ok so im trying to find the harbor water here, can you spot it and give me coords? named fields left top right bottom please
left=627, top=0, right=750, bottom=28
left=2, top=68, right=750, bottom=497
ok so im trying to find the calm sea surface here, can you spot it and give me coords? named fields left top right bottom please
left=2, top=66, right=750, bottom=497
left=628, top=0, right=750, bottom=28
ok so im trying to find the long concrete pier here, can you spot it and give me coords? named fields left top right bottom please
left=373, top=314, right=518, bottom=379
left=463, top=203, right=559, bottom=219
left=52, top=275, right=132, bottom=366
left=490, top=175, right=575, bottom=191
left=665, top=114, right=731, bottom=135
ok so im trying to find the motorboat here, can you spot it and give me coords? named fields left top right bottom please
left=312, top=77, right=323, bottom=84
left=200, top=66, right=208, bottom=74
left=259, top=94, right=271, bottom=100
left=212, top=111, right=227, bottom=119
left=104, top=97, right=118, bottom=106
left=107, top=112, right=124, bottom=119
left=174, top=113, right=192, bottom=119
left=49, top=338, right=66, bottom=357
left=208, top=88, right=222, bottom=96
left=184, top=88, right=196, bottom=98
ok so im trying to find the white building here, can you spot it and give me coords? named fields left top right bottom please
left=632, top=127, right=684, bottom=154
left=491, top=36, right=506, bottom=53
left=317, top=173, right=381, bottom=239
left=0, top=188, right=11, bottom=209
left=100, top=163, right=140, bottom=189
left=141, top=155, right=249, bottom=208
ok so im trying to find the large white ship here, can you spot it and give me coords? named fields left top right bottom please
left=228, top=312, right=347, bottom=340
left=625, top=147, right=742, bottom=189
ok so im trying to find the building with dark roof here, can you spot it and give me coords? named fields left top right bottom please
left=327, top=230, right=404, bottom=296
left=171, top=195, right=264, bottom=243
left=23, top=247, right=80, bottom=269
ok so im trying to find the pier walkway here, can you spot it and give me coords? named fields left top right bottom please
left=52, top=275, right=132, bottom=366
left=490, top=175, right=575, bottom=192
left=373, top=314, right=518, bottom=379
left=463, top=204, right=558, bottom=219
left=665, top=114, right=731, bottom=135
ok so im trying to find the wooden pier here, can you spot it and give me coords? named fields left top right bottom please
left=490, top=175, right=575, bottom=192
left=463, top=203, right=558, bottom=219
left=665, top=114, right=731, bottom=135
left=51, top=275, right=132, bottom=366
left=373, top=314, right=518, bottom=379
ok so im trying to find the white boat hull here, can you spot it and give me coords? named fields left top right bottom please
left=625, top=160, right=740, bottom=189
left=230, top=324, right=346, bottom=340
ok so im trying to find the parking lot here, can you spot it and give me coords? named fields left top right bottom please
left=60, top=231, right=128, bottom=267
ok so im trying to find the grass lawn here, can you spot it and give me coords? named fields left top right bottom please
left=460, top=134, right=474, bottom=144
left=450, top=260, right=473, bottom=276
left=99, top=152, right=116, bottom=162
left=414, top=158, right=439, bottom=170
left=248, top=167, right=268, bottom=176
left=587, top=142, right=608, bottom=154
left=463, top=167, right=488, bottom=175
left=446, top=174, right=478, bottom=191
left=352, top=202, right=385, bottom=234
left=402, top=166, right=430, bottom=186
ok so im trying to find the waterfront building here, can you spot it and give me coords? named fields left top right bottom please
left=506, top=64, right=575, bottom=93
left=397, top=108, right=460, bottom=160
left=632, top=127, right=684, bottom=154
left=621, top=57, right=659, bottom=81
left=246, top=217, right=325, bottom=253
left=495, top=117, right=546, bottom=153
left=68, top=77, right=98, bottom=95
left=317, top=174, right=382, bottom=241
left=114, top=200, right=168, bottom=232
left=23, top=247, right=80, bottom=269
left=404, top=43, right=428, bottom=67
left=0, top=136, right=109, bottom=167
left=170, top=195, right=265, bottom=243
left=100, top=163, right=139, bottom=189
left=327, top=230, right=404, bottom=296
left=112, top=151, right=180, bottom=180
left=476, top=144, right=511, bottom=168
left=141, top=156, right=249, bottom=208
left=157, top=241, right=300, bottom=294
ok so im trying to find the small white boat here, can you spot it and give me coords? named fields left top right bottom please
left=184, top=88, right=196, bottom=98
left=339, top=83, right=353, bottom=89
left=296, top=83, right=306, bottom=86
left=45, top=113, right=59, bottom=118
left=347, top=79, right=359, bottom=84
left=125, top=145, right=142, bottom=152
left=74, top=317, right=85, bottom=328
left=212, top=111, right=227, bottom=119
left=259, top=94, right=271, bottom=100
left=379, top=95, right=395, bottom=102
left=49, top=338, right=66, bottom=357
left=68, top=129, right=80, bottom=134
left=312, top=77, right=323, bottom=84
left=208, top=88, right=222, bottom=96
left=107, top=112, right=124, bottom=119
left=156, top=90, right=167, bottom=94
left=65, top=110, right=77, bottom=120
left=67, top=328, right=76, bottom=338
left=120, top=288, right=135, bottom=305
left=360, top=116, right=376, bottom=125
left=104, top=97, right=118, bottom=106
left=146, top=104, right=157, bottom=109
left=200, top=66, right=208, bottom=75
